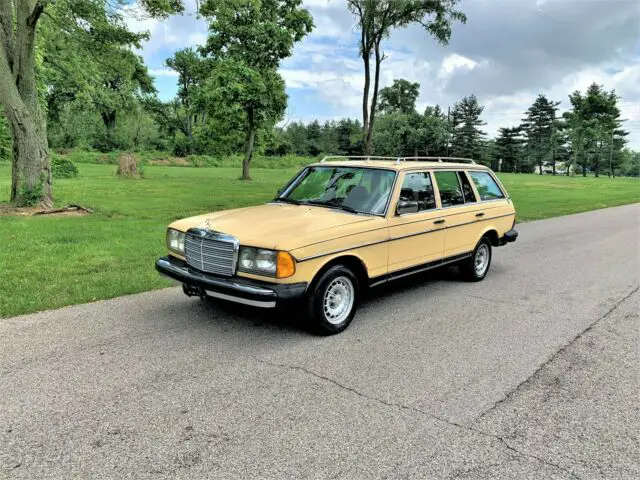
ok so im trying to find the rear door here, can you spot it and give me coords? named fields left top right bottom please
left=387, top=171, right=446, bottom=273
left=433, top=170, right=482, bottom=258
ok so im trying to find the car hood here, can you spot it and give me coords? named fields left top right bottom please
left=169, top=203, right=377, bottom=251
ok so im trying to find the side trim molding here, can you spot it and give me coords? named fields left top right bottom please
left=295, top=213, right=515, bottom=262
left=369, top=253, right=472, bottom=287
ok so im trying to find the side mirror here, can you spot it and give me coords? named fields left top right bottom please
left=396, top=200, right=419, bottom=215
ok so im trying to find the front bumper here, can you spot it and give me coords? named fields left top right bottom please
left=155, top=256, right=308, bottom=308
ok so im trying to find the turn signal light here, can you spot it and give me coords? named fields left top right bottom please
left=276, top=251, right=296, bottom=279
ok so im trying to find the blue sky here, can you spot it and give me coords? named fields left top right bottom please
left=125, top=0, right=640, bottom=148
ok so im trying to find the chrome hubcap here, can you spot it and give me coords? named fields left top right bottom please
left=474, top=244, right=490, bottom=276
left=323, top=276, right=355, bottom=325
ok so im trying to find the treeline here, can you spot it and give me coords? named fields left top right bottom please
left=2, top=64, right=638, bottom=177
left=26, top=71, right=639, bottom=177
left=270, top=81, right=638, bottom=177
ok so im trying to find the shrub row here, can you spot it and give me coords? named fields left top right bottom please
left=52, top=149, right=318, bottom=169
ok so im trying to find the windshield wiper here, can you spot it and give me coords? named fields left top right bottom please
left=304, top=200, right=360, bottom=215
left=331, top=204, right=360, bottom=214
left=274, top=197, right=302, bottom=205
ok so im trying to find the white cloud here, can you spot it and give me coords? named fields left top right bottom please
left=149, top=68, right=179, bottom=77
left=122, top=1, right=208, bottom=61
left=438, top=54, right=478, bottom=80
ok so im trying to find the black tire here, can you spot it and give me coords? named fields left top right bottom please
left=307, top=265, right=359, bottom=335
left=461, top=237, right=492, bottom=282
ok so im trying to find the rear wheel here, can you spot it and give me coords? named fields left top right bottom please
left=462, top=237, right=492, bottom=281
left=307, top=265, right=359, bottom=335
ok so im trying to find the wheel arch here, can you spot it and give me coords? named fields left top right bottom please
left=479, top=227, right=500, bottom=247
left=307, top=254, right=370, bottom=293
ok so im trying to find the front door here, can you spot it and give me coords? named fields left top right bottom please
left=387, top=171, right=446, bottom=274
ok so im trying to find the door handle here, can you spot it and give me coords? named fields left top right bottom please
left=434, top=219, right=445, bottom=225
left=475, top=212, right=485, bottom=217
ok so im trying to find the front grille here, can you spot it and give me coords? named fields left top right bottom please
left=184, top=231, right=237, bottom=276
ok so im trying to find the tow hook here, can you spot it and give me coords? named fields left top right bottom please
left=182, top=284, right=205, bottom=299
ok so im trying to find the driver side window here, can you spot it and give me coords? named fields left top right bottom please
left=399, top=172, right=436, bottom=212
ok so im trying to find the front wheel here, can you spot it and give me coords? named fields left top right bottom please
left=307, top=265, right=359, bottom=335
left=462, top=237, right=492, bottom=281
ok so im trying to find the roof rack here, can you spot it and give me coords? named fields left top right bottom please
left=319, top=155, right=476, bottom=165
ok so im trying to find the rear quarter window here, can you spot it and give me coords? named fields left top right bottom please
left=469, top=171, right=505, bottom=201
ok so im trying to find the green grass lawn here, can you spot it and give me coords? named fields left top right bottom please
left=1, top=162, right=638, bottom=318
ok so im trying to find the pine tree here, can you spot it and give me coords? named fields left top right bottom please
left=450, top=95, right=486, bottom=159
left=496, top=127, right=525, bottom=173
left=521, top=94, right=561, bottom=175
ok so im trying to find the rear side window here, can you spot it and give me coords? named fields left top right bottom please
left=458, top=172, right=477, bottom=203
left=434, top=171, right=465, bottom=207
left=469, top=171, right=505, bottom=201
left=399, top=172, right=436, bottom=211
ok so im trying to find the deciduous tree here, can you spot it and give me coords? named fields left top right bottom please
left=379, top=79, right=420, bottom=114
left=423, top=105, right=449, bottom=157
left=347, top=0, right=465, bottom=155
left=0, top=0, right=184, bottom=205
left=199, top=0, right=313, bottom=179
left=564, top=84, right=627, bottom=177
left=165, top=48, right=209, bottom=143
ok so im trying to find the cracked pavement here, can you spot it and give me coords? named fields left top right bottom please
left=1, top=203, right=639, bottom=479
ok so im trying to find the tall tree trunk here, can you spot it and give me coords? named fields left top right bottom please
left=186, top=113, right=193, bottom=141
left=0, top=4, right=52, bottom=206
left=361, top=47, right=370, bottom=153
left=242, top=108, right=255, bottom=180
left=101, top=110, right=117, bottom=147
left=364, top=42, right=382, bottom=155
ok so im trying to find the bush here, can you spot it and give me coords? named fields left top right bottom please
left=51, top=154, right=79, bottom=179
left=172, top=136, right=192, bottom=157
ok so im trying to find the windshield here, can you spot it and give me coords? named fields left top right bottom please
left=278, top=166, right=396, bottom=215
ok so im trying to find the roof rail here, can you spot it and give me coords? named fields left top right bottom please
left=320, top=156, right=398, bottom=163
left=397, top=156, right=476, bottom=164
left=319, top=155, right=476, bottom=164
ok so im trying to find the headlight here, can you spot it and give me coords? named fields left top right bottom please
left=238, top=247, right=295, bottom=278
left=239, top=247, right=276, bottom=275
left=239, top=248, right=257, bottom=270
left=167, top=229, right=185, bottom=255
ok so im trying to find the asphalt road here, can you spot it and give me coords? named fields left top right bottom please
left=1, top=203, right=639, bottom=479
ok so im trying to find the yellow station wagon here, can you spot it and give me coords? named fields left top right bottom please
left=156, top=156, right=518, bottom=334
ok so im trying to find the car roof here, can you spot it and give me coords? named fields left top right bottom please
left=307, top=158, right=492, bottom=172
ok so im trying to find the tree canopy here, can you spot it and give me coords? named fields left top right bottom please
left=347, top=0, right=466, bottom=154
left=199, top=0, right=313, bottom=179
left=379, top=79, right=421, bottom=114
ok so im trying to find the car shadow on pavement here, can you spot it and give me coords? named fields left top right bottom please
left=179, top=265, right=467, bottom=335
